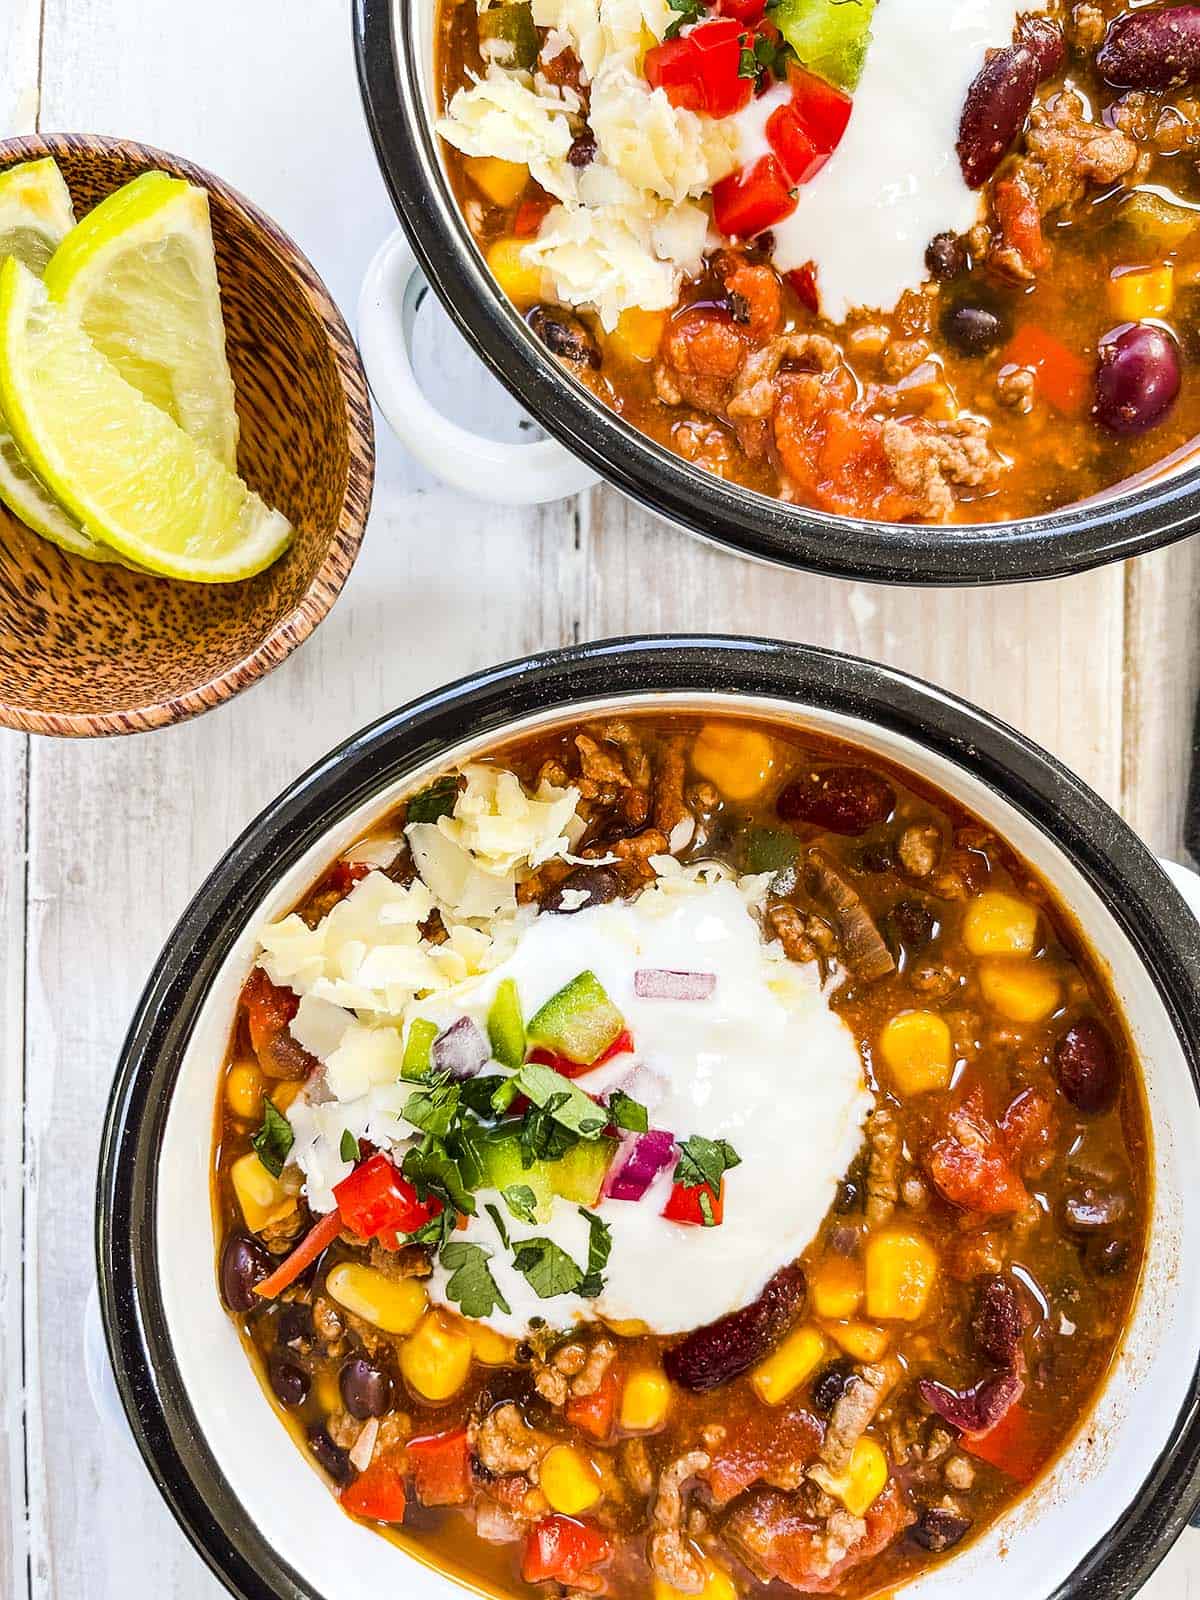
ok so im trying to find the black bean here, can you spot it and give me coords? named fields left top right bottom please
left=859, top=840, right=896, bottom=874
left=340, top=1355, right=393, bottom=1420
left=527, top=305, right=601, bottom=369
left=910, top=1506, right=972, bottom=1553
left=276, top=1302, right=314, bottom=1348
left=1055, top=1017, right=1120, bottom=1113
left=810, top=1361, right=856, bottom=1416
left=1093, top=323, right=1181, bottom=435
left=882, top=898, right=937, bottom=958
left=220, top=1234, right=273, bottom=1314
left=926, top=232, right=966, bottom=282
left=567, top=130, right=597, bottom=166
left=540, top=863, right=622, bottom=913
left=1064, top=1185, right=1127, bottom=1232
left=307, top=1425, right=353, bottom=1486
left=269, top=1348, right=311, bottom=1408
left=941, top=299, right=1009, bottom=356
left=1088, top=1236, right=1131, bottom=1275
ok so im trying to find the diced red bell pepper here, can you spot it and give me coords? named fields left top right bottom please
left=241, top=966, right=299, bottom=1057
left=786, top=263, right=819, bottom=313
left=334, top=1153, right=443, bottom=1243
left=407, top=1428, right=473, bottom=1506
left=341, top=1454, right=408, bottom=1523
left=766, top=103, right=828, bottom=186
left=786, top=64, right=853, bottom=153
left=1002, top=324, right=1090, bottom=416
left=993, top=176, right=1048, bottom=273
left=522, top=1516, right=612, bottom=1586
left=253, top=1207, right=344, bottom=1299
left=964, top=1403, right=1051, bottom=1484
left=566, top=1368, right=621, bottom=1441
left=513, top=187, right=554, bottom=237
left=663, top=1178, right=724, bottom=1226
left=644, top=19, right=752, bottom=119
left=528, top=1028, right=634, bottom=1079
left=718, top=0, right=766, bottom=20
left=712, top=155, right=796, bottom=239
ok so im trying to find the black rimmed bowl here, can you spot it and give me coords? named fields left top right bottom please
left=97, top=636, right=1200, bottom=1600
left=352, top=0, right=1200, bottom=584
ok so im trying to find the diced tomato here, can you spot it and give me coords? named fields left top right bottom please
left=785, top=263, right=819, bottom=313
left=522, top=1516, right=612, bottom=1586
left=513, top=187, right=554, bottom=237
left=407, top=1428, right=472, bottom=1507
left=663, top=1178, right=724, bottom=1226
left=341, top=1454, right=408, bottom=1523
left=254, top=1207, right=344, bottom=1300
left=725, top=1479, right=911, bottom=1592
left=241, top=966, right=299, bottom=1057
left=708, top=1406, right=823, bottom=1506
left=334, top=1153, right=443, bottom=1242
left=999, top=1085, right=1057, bottom=1170
left=927, top=1091, right=1028, bottom=1215
left=993, top=175, right=1048, bottom=273
left=644, top=19, right=752, bottom=118
left=964, top=1403, right=1051, bottom=1484
left=566, top=1368, right=620, bottom=1441
left=326, top=859, right=371, bottom=895
left=528, top=1028, right=634, bottom=1079
left=717, top=0, right=766, bottom=22
left=786, top=63, right=853, bottom=152
left=1002, top=324, right=1090, bottom=416
left=713, top=155, right=797, bottom=239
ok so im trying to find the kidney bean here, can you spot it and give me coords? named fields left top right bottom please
left=1055, top=1016, right=1120, bottom=1112
left=269, top=1348, right=311, bottom=1409
left=810, top=1361, right=856, bottom=1416
left=540, top=863, right=622, bottom=913
left=1019, top=16, right=1066, bottom=80
left=1098, top=5, right=1200, bottom=89
left=307, top=1424, right=354, bottom=1486
left=663, top=1262, right=806, bottom=1392
left=220, top=1234, right=273, bottom=1314
left=340, top=1355, right=393, bottom=1419
left=1094, top=323, right=1181, bottom=435
left=958, top=44, right=1040, bottom=188
left=919, top=1369, right=1024, bottom=1434
left=971, top=1274, right=1026, bottom=1365
left=776, top=766, right=895, bottom=836
left=940, top=299, right=1010, bottom=357
left=910, top=1507, right=972, bottom=1554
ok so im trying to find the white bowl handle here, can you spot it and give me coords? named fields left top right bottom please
left=357, top=228, right=600, bottom=505
left=84, top=1282, right=135, bottom=1456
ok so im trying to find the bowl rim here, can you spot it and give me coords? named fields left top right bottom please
left=96, top=635, right=1200, bottom=1600
left=0, top=130, right=375, bottom=739
left=353, top=0, right=1200, bottom=586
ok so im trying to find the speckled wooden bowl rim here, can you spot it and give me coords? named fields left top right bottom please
left=0, top=132, right=375, bottom=739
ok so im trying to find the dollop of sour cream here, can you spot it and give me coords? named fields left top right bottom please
left=755, top=0, right=1024, bottom=322
left=394, top=877, right=872, bottom=1339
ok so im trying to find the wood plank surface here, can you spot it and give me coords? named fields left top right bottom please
left=3, top=0, right=1199, bottom=1594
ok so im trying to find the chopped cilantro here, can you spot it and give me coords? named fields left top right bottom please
left=402, top=1077, right=462, bottom=1140
left=485, top=1202, right=511, bottom=1249
left=500, top=1063, right=608, bottom=1138
left=738, top=44, right=757, bottom=77
left=664, top=0, right=705, bottom=39
left=250, top=1097, right=293, bottom=1178
left=460, top=1074, right=509, bottom=1119
left=511, top=1236, right=584, bottom=1300
left=402, top=1143, right=477, bottom=1217
left=339, top=1129, right=360, bottom=1164
left=502, top=1184, right=539, bottom=1225
left=409, top=1207, right=457, bottom=1251
left=674, top=1134, right=742, bottom=1192
left=607, top=1089, right=649, bottom=1133
left=440, top=1241, right=511, bottom=1319
left=577, top=1207, right=613, bottom=1299
left=406, top=775, right=460, bottom=825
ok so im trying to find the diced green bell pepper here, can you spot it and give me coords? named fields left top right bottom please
left=402, top=1017, right=439, bottom=1080
left=744, top=826, right=800, bottom=875
left=478, top=1, right=539, bottom=70
left=547, top=1138, right=619, bottom=1207
left=527, top=971, right=624, bottom=1066
left=771, top=0, right=876, bottom=91
left=487, top=978, right=526, bottom=1069
left=472, top=1129, right=555, bottom=1221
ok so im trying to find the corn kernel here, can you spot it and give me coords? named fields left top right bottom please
left=810, top=1438, right=888, bottom=1518
left=810, top=1258, right=864, bottom=1320
left=878, top=1010, right=952, bottom=1096
left=469, top=1320, right=517, bottom=1367
left=751, top=1324, right=827, bottom=1405
left=314, top=1367, right=342, bottom=1415
left=271, top=1079, right=303, bottom=1112
left=865, top=1228, right=938, bottom=1321
left=465, top=155, right=529, bottom=209
left=962, top=890, right=1039, bottom=957
left=541, top=1444, right=603, bottom=1514
left=230, top=1152, right=296, bottom=1233
left=621, top=1368, right=672, bottom=1431
left=655, top=1556, right=737, bottom=1600
left=691, top=723, right=776, bottom=801
left=225, top=1061, right=265, bottom=1120
left=486, top=236, right=544, bottom=309
left=605, top=1317, right=651, bottom=1337
left=824, top=1321, right=890, bottom=1362
left=979, top=958, right=1061, bottom=1023
left=609, top=306, right=668, bottom=364
left=400, top=1309, right=474, bottom=1402
left=1108, top=261, right=1175, bottom=321
left=326, top=1262, right=428, bottom=1335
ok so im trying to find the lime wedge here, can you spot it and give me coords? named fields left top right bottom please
left=0, top=158, right=120, bottom=562
left=0, top=259, right=292, bottom=582
left=44, top=170, right=240, bottom=470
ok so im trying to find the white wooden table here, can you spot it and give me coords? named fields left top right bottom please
left=1, top=3, right=1198, bottom=1595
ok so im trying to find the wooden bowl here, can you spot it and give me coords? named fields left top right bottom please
left=0, top=133, right=375, bottom=737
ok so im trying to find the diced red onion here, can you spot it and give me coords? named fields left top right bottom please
left=634, top=968, right=716, bottom=1001
left=604, top=1128, right=676, bottom=1202
left=431, top=1015, right=489, bottom=1080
